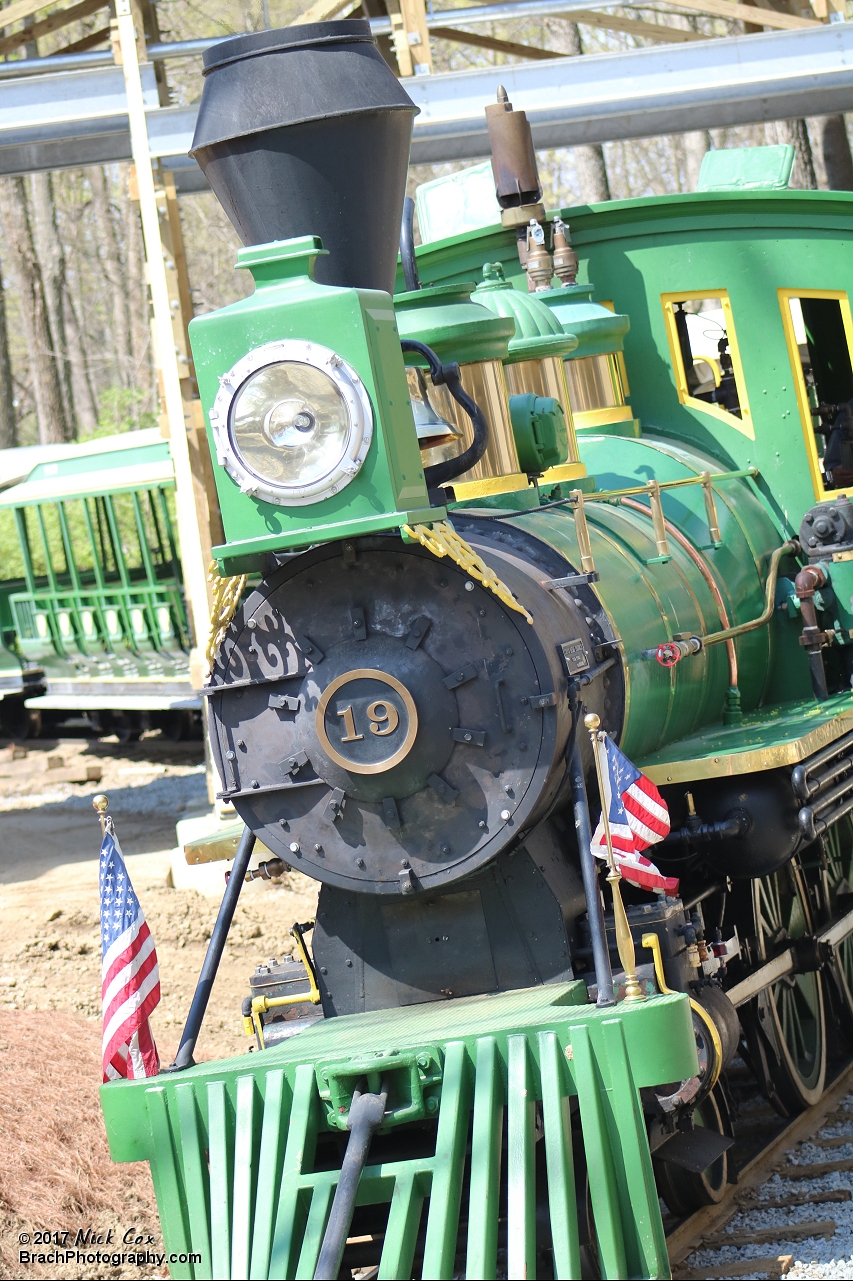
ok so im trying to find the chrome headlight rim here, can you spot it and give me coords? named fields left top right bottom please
left=208, top=339, right=373, bottom=507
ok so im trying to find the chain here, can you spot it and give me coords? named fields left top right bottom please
left=206, top=559, right=248, bottom=671
left=401, top=520, right=533, bottom=624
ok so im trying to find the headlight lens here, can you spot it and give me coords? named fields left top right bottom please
left=210, top=340, right=373, bottom=507
left=231, top=363, right=350, bottom=488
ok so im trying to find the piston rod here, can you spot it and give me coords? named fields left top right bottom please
left=725, top=902, right=853, bottom=1007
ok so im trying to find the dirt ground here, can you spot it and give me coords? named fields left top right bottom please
left=0, top=734, right=319, bottom=1280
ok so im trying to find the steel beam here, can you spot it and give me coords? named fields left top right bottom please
left=0, top=24, right=851, bottom=177
left=406, top=23, right=853, bottom=161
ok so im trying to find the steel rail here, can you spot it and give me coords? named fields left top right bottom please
left=666, top=1058, right=853, bottom=1270
left=725, top=902, right=853, bottom=1008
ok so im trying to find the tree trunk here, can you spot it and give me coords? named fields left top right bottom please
left=564, top=23, right=612, bottom=202
left=767, top=119, right=818, bottom=189
left=683, top=130, right=712, bottom=191
left=0, top=176, right=68, bottom=444
left=89, top=165, right=131, bottom=388
left=61, top=251, right=99, bottom=436
left=819, top=115, right=853, bottom=190
left=0, top=263, right=17, bottom=448
left=29, top=171, right=77, bottom=440
left=63, top=289, right=99, bottom=434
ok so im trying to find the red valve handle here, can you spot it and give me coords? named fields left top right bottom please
left=656, top=642, right=682, bottom=668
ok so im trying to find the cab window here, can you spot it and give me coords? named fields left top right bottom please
left=661, top=291, right=752, bottom=438
left=779, top=290, right=853, bottom=496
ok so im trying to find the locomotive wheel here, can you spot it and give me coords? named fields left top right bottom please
left=824, top=819, right=853, bottom=1020
left=751, top=862, right=826, bottom=1111
left=654, top=1087, right=732, bottom=1216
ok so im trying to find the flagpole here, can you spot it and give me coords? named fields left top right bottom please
left=584, top=714, right=646, bottom=1003
left=566, top=686, right=614, bottom=1007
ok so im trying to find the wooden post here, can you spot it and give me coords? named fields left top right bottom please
left=156, top=171, right=224, bottom=631
left=399, top=0, right=432, bottom=74
left=115, top=0, right=212, bottom=686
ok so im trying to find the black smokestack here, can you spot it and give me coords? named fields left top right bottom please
left=190, top=20, right=418, bottom=295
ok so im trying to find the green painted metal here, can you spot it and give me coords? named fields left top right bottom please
left=506, top=434, right=799, bottom=758
left=189, top=237, right=445, bottom=575
left=7, top=489, right=189, bottom=685
left=472, top=263, right=578, bottom=363
left=0, top=432, right=192, bottom=692
left=411, top=190, right=853, bottom=522
left=636, top=689, right=853, bottom=777
left=101, top=983, right=697, bottom=1280
left=0, top=579, right=28, bottom=697
left=509, top=392, right=569, bottom=471
left=539, top=282, right=630, bottom=358
left=697, top=145, right=795, bottom=192
left=393, top=282, right=514, bottom=365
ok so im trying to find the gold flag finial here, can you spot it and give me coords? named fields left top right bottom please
left=584, top=717, right=645, bottom=1003
left=93, top=793, right=109, bottom=836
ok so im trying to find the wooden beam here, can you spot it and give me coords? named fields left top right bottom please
left=115, top=0, right=212, bottom=673
left=53, top=21, right=108, bottom=51
left=432, top=11, right=705, bottom=56
left=477, top=0, right=817, bottom=27
left=0, top=0, right=75, bottom=34
left=0, top=0, right=105, bottom=58
left=660, top=0, right=820, bottom=28
left=400, top=0, right=433, bottom=73
left=430, top=25, right=561, bottom=59
left=293, top=0, right=359, bottom=24
left=557, top=10, right=705, bottom=41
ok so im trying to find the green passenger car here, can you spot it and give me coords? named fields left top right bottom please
left=0, top=429, right=199, bottom=736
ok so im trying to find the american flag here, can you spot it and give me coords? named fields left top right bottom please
left=590, top=734, right=679, bottom=896
left=100, top=822, right=160, bottom=1082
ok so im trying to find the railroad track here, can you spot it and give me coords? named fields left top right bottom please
left=668, top=1060, right=853, bottom=1280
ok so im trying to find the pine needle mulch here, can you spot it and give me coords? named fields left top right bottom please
left=0, top=1009, right=163, bottom=1280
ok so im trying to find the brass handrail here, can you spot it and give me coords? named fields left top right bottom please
left=582, top=466, right=758, bottom=505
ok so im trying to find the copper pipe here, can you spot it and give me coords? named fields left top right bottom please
left=794, top=563, right=830, bottom=701
left=794, top=563, right=827, bottom=627
left=620, top=496, right=738, bottom=687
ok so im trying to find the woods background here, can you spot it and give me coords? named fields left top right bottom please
left=0, top=0, right=850, bottom=451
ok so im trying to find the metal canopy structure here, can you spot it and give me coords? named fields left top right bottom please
left=0, top=22, right=851, bottom=182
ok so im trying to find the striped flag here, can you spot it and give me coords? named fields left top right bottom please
left=99, top=823, right=160, bottom=1082
left=590, top=734, right=679, bottom=895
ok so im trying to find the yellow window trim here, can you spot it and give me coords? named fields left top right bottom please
left=778, top=287, right=853, bottom=502
left=660, top=290, right=754, bottom=440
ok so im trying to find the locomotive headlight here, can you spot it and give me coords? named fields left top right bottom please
left=209, top=340, right=373, bottom=506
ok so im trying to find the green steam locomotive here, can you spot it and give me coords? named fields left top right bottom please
left=100, top=20, right=853, bottom=1279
